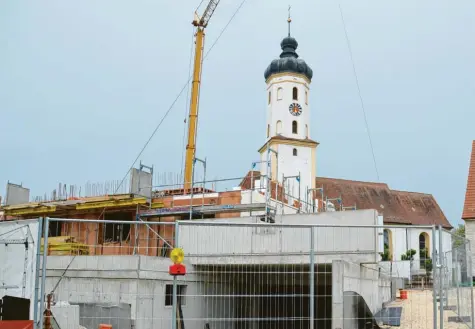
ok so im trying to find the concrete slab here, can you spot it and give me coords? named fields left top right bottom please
left=374, top=307, right=402, bottom=327
left=448, top=316, right=471, bottom=323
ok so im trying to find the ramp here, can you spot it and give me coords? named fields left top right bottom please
left=343, top=291, right=383, bottom=329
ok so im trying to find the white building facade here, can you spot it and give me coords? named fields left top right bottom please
left=380, top=225, right=452, bottom=278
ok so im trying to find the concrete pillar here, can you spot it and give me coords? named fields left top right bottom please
left=332, top=260, right=344, bottom=329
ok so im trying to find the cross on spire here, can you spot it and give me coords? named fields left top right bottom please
left=287, top=5, right=292, bottom=37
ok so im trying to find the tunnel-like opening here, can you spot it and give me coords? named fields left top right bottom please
left=195, top=264, right=332, bottom=329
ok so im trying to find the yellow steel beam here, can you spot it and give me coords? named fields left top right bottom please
left=5, top=206, right=57, bottom=216
left=184, top=27, right=205, bottom=191
left=75, top=198, right=147, bottom=210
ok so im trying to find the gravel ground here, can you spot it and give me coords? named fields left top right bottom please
left=381, top=289, right=473, bottom=329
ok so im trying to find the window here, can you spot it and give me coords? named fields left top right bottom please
left=159, top=240, right=172, bottom=257
left=267, top=124, right=270, bottom=138
left=305, top=90, right=308, bottom=104
left=293, top=148, right=298, bottom=156
left=277, top=87, right=283, bottom=100
left=47, top=219, right=62, bottom=237
left=383, top=229, right=393, bottom=261
left=292, top=87, right=298, bottom=100
left=165, top=284, right=187, bottom=306
left=292, top=120, right=298, bottom=134
left=103, top=212, right=132, bottom=243
left=276, top=120, right=282, bottom=134
left=268, top=91, right=271, bottom=104
left=305, top=124, right=308, bottom=138
left=419, top=232, right=430, bottom=268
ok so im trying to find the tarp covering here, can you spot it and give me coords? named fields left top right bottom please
left=0, top=320, right=33, bottom=329
left=0, top=219, right=40, bottom=320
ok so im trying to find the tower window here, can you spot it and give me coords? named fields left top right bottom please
left=267, top=124, right=270, bottom=138
left=305, top=124, right=308, bottom=138
left=276, top=120, right=282, bottom=134
left=292, top=87, right=298, bottom=101
left=268, top=91, right=271, bottom=104
left=293, top=148, right=298, bottom=156
left=292, top=120, right=298, bottom=134
left=277, top=87, right=283, bottom=100
left=305, top=91, right=308, bottom=104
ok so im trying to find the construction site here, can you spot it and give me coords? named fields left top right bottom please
left=0, top=1, right=473, bottom=329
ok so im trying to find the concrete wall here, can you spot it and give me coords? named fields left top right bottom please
left=179, top=210, right=380, bottom=265
left=332, top=260, right=391, bottom=329
left=43, top=255, right=208, bottom=329
left=379, top=261, right=411, bottom=279
left=465, top=220, right=475, bottom=276
left=45, top=256, right=317, bottom=329
left=51, top=304, right=79, bottom=329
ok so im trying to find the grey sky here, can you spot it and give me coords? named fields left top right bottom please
left=1, top=1, right=474, bottom=226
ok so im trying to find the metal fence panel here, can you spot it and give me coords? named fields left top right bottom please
left=439, top=228, right=474, bottom=328
left=178, top=222, right=315, bottom=329
left=36, top=218, right=475, bottom=329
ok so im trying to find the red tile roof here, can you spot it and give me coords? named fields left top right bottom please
left=240, top=171, right=452, bottom=229
left=462, top=141, right=475, bottom=220
left=315, top=177, right=451, bottom=229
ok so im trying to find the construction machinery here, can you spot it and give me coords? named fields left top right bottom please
left=183, top=0, right=220, bottom=191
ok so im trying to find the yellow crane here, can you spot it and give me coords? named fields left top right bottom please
left=184, top=0, right=220, bottom=192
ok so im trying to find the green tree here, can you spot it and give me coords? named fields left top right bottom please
left=424, top=258, right=433, bottom=280
left=401, top=249, right=417, bottom=261
left=380, top=247, right=391, bottom=261
left=452, top=224, right=465, bottom=248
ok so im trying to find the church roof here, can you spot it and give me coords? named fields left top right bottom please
left=264, top=36, right=313, bottom=82
left=462, top=140, right=475, bottom=220
left=315, top=177, right=451, bottom=229
left=239, top=172, right=452, bottom=229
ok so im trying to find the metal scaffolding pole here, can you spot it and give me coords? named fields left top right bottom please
left=33, top=217, right=43, bottom=329
left=171, top=221, right=180, bottom=329
left=39, top=217, right=50, bottom=329
left=194, top=157, right=207, bottom=220
left=309, top=226, right=315, bottom=329
left=432, top=225, right=437, bottom=329
left=438, top=225, right=444, bottom=329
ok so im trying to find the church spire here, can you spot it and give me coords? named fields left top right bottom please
left=287, top=5, right=292, bottom=37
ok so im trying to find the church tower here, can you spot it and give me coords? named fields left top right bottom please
left=258, top=17, right=318, bottom=210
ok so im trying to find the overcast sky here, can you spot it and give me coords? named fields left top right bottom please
left=1, top=1, right=474, bottom=226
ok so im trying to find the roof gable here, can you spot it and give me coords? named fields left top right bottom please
left=462, top=141, right=475, bottom=220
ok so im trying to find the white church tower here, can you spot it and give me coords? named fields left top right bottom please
left=258, top=17, right=318, bottom=210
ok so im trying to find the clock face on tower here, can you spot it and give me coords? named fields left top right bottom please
left=289, top=103, right=302, bottom=116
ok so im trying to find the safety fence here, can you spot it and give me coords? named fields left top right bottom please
left=0, top=217, right=473, bottom=329
left=441, top=230, right=474, bottom=326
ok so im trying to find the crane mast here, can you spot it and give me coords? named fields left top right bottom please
left=183, top=0, right=220, bottom=192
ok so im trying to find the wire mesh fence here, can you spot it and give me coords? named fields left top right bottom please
left=33, top=218, right=475, bottom=329
left=441, top=230, right=474, bottom=327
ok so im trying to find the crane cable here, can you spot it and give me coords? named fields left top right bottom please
left=49, top=0, right=249, bottom=295
left=339, top=4, right=380, bottom=182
